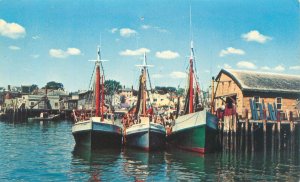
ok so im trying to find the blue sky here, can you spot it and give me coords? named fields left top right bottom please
left=0, top=0, right=299, bottom=92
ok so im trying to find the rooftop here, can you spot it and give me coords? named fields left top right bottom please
left=216, top=69, right=300, bottom=94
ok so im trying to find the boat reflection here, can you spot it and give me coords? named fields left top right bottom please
left=165, top=148, right=206, bottom=181
left=122, top=148, right=166, bottom=181
left=72, top=146, right=122, bottom=181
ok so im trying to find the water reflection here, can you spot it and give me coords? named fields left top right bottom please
left=0, top=121, right=299, bottom=181
left=219, top=125, right=300, bottom=181
left=122, top=149, right=166, bottom=181
left=71, top=147, right=122, bottom=181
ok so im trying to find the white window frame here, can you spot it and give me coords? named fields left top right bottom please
left=275, top=97, right=282, bottom=110
left=253, top=96, right=260, bottom=109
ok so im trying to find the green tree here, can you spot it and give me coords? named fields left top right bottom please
left=155, top=86, right=177, bottom=94
left=44, top=81, right=64, bottom=90
left=104, top=80, right=122, bottom=96
left=30, top=84, right=39, bottom=92
left=176, top=88, right=185, bottom=96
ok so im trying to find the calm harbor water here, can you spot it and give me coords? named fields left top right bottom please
left=0, top=120, right=299, bottom=181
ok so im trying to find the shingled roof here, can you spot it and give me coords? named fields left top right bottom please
left=216, top=69, right=300, bottom=94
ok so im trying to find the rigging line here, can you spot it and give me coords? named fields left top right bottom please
left=100, top=61, right=105, bottom=80
left=145, top=58, right=153, bottom=92
left=144, top=56, right=153, bottom=107
left=85, top=62, right=96, bottom=107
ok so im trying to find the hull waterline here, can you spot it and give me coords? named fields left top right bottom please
left=167, top=111, right=219, bottom=154
left=72, top=118, right=123, bottom=149
left=125, top=121, right=166, bottom=151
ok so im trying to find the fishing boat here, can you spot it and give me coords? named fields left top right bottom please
left=166, top=41, right=219, bottom=154
left=123, top=53, right=166, bottom=151
left=72, top=47, right=122, bottom=149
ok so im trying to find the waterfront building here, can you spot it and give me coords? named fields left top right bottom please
left=148, top=92, right=175, bottom=108
left=21, top=95, right=60, bottom=110
left=214, top=69, right=300, bottom=118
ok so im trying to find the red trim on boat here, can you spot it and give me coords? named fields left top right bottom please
left=177, top=145, right=205, bottom=154
left=142, top=147, right=150, bottom=151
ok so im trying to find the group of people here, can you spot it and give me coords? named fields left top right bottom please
left=121, top=112, right=176, bottom=129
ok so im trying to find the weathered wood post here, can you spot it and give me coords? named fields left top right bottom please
left=277, top=111, right=281, bottom=134
left=263, top=109, right=267, bottom=133
left=272, top=124, right=275, bottom=133
left=289, top=111, right=294, bottom=133
left=233, top=113, right=237, bottom=133
left=245, top=109, right=249, bottom=133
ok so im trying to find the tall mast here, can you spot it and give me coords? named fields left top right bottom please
left=141, top=53, right=147, bottom=116
left=189, top=41, right=194, bottom=113
left=101, top=75, right=105, bottom=121
left=136, top=52, right=153, bottom=116
left=95, top=46, right=101, bottom=117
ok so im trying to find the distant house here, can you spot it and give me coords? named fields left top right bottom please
left=214, top=69, right=300, bottom=117
left=119, top=88, right=134, bottom=98
left=148, top=93, right=175, bottom=108
left=77, top=90, right=93, bottom=109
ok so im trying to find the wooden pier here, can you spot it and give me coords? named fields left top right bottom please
left=0, top=108, right=73, bottom=122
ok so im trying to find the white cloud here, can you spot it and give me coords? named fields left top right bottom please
left=289, top=65, right=300, bottom=70
left=219, top=47, right=245, bottom=57
left=0, top=19, right=26, bottom=39
left=32, top=35, right=40, bottom=40
left=152, top=74, right=163, bottom=79
left=120, top=28, right=137, bottom=37
left=274, top=65, right=285, bottom=72
left=223, top=63, right=232, bottom=69
left=242, top=30, right=272, bottom=43
left=49, top=47, right=81, bottom=58
left=170, top=71, right=187, bottom=79
left=9, top=45, right=20, bottom=50
left=260, top=66, right=271, bottom=70
left=49, top=49, right=67, bottom=58
left=119, top=48, right=150, bottom=56
left=155, top=50, right=179, bottom=59
left=31, top=54, right=40, bottom=58
left=111, top=28, right=118, bottom=33
left=141, top=25, right=151, bottom=30
left=140, top=24, right=167, bottom=33
left=66, top=48, right=81, bottom=55
left=204, top=70, right=210, bottom=73
left=236, top=61, right=256, bottom=69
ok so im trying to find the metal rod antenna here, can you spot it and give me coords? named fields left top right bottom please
left=189, top=1, right=193, bottom=43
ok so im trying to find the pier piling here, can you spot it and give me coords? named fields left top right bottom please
left=277, top=111, right=281, bottom=134
left=263, top=109, right=267, bottom=133
left=245, top=109, right=249, bottom=133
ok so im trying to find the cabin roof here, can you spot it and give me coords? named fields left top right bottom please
left=216, top=69, right=300, bottom=94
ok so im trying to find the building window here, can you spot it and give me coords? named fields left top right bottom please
left=55, top=102, right=58, bottom=107
left=153, top=99, right=157, bottom=102
left=253, top=96, right=260, bottom=109
left=31, top=102, right=34, bottom=106
left=275, top=97, right=282, bottom=110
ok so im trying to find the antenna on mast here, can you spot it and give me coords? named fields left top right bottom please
left=189, top=2, right=193, bottom=44
left=189, top=1, right=195, bottom=61
left=135, top=52, right=154, bottom=68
